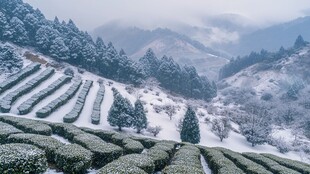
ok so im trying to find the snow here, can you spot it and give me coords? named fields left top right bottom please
left=0, top=48, right=309, bottom=164
left=200, top=155, right=212, bottom=174
left=51, top=135, right=70, bottom=145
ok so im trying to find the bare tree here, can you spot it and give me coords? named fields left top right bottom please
left=211, top=117, right=231, bottom=142
left=146, top=126, right=162, bottom=137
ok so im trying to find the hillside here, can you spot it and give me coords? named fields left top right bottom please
left=93, top=23, right=228, bottom=80
left=212, top=43, right=310, bottom=164
left=223, top=16, right=310, bottom=56
left=0, top=43, right=307, bottom=164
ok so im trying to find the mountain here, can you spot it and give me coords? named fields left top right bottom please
left=212, top=41, right=310, bottom=160
left=223, top=16, right=310, bottom=56
left=92, top=22, right=228, bottom=80
left=0, top=0, right=216, bottom=102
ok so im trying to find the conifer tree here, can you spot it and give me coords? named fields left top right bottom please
left=108, top=93, right=133, bottom=131
left=180, top=106, right=200, bottom=144
left=133, top=99, right=148, bottom=133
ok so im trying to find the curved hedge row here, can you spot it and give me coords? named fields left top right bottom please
left=146, top=148, right=170, bottom=171
left=262, top=153, right=310, bottom=174
left=0, top=68, right=55, bottom=112
left=18, top=75, right=72, bottom=115
left=48, top=122, right=85, bottom=141
left=110, top=133, right=145, bottom=154
left=131, top=136, right=159, bottom=149
left=54, top=143, right=93, bottom=174
left=150, top=142, right=176, bottom=157
left=0, top=143, right=47, bottom=174
left=242, top=152, right=301, bottom=174
left=63, top=80, right=93, bottom=123
left=0, top=115, right=52, bottom=135
left=91, top=84, right=105, bottom=124
left=36, top=79, right=82, bottom=118
left=7, top=133, right=64, bottom=162
left=0, top=121, right=23, bottom=143
left=81, top=127, right=116, bottom=142
left=162, top=145, right=204, bottom=174
left=98, top=160, right=148, bottom=174
left=216, top=147, right=273, bottom=174
left=117, top=154, right=155, bottom=174
left=200, top=147, right=244, bottom=174
left=72, top=133, right=123, bottom=167
left=0, top=63, right=41, bottom=95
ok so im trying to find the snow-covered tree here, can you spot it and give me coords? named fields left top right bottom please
left=81, top=43, right=97, bottom=69
left=133, top=99, right=148, bottom=133
left=68, top=37, right=82, bottom=61
left=163, top=104, right=176, bottom=120
left=139, top=48, right=160, bottom=77
left=95, top=37, right=106, bottom=58
left=23, top=13, right=40, bottom=39
left=35, top=25, right=59, bottom=53
left=211, top=117, right=231, bottom=142
left=108, top=93, right=134, bottom=131
left=240, top=101, right=272, bottom=147
left=180, top=106, right=200, bottom=144
left=3, top=17, right=29, bottom=44
left=0, top=11, right=8, bottom=38
left=294, top=35, right=308, bottom=49
left=50, top=37, right=70, bottom=60
left=0, top=44, right=23, bottom=74
left=146, top=126, right=162, bottom=137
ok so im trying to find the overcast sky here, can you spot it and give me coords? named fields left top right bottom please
left=23, top=0, right=310, bottom=31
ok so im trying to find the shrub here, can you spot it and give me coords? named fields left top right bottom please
left=146, top=126, right=162, bottom=137
left=117, top=154, right=155, bottom=174
left=162, top=165, right=204, bottom=174
left=72, top=133, right=123, bottom=167
left=150, top=142, right=175, bottom=157
left=125, top=85, right=135, bottom=94
left=63, top=80, right=93, bottom=123
left=97, top=160, right=147, bottom=174
left=0, top=143, right=47, bottom=174
left=216, top=147, right=273, bottom=174
left=18, top=75, right=71, bottom=114
left=153, top=105, right=163, bottom=113
left=170, top=145, right=202, bottom=170
left=261, top=93, right=273, bottom=101
left=262, top=153, right=310, bottom=174
left=81, top=127, right=116, bottom=142
left=200, top=147, right=244, bottom=174
left=0, top=115, right=52, bottom=135
left=7, top=133, right=64, bottom=162
left=146, top=149, right=170, bottom=171
left=54, top=144, right=93, bottom=174
left=242, top=152, right=300, bottom=174
left=64, top=67, right=74, bottom=76
left=123, top=138, right=144, bottom=154
left=131, top=136, right=159, bottom=149
left=49, top=122, right=84, bottom=140
left=0, top=68, right=54, bottom=112
left=0, top=63, right=40, bottom=95
left=36, top=79, right=82, bottom=118
left=0, top=121, right=23, bottom=143
left=91, top=85, right=105, bottom=124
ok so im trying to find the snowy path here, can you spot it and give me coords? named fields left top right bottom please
left=201, top=155, right=212, bottom=174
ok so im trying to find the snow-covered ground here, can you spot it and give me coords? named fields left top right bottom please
left=1, top=46, right=309, bottom=164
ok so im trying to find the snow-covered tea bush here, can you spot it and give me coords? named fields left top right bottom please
left=0, top=143, right=47, bottom=174
left=200, top=147, right=244, bottom=174
left=117, top=154, right=155, bottom=174
left=72, top=133, right=123, bottom=167
left=54, top=144, right=93, bottom=173
left=7, top=133, right=64, bottom=162
left=97, top=160, right=147, bottom=174
left=91, top=85, right=105, bottom=124
left=162, top=165, right=204, bottom=174
left=0, top=121, right=23, bottom=143
left=123, top=138, right=144, bottom=154
left=146, top=149, right=170, bottom=171
left=262, top=153, right=310, bottom=173
left=242, top=152, right=300, bottom=174
left=49, top=122, right=84, bottom=140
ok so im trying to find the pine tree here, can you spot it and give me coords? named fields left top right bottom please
left=108, top=93, right=133, bottom=131
left=50, top=37, right=70, bottom=60
left=4, top=17, right=29, bottom=45
left=133, top=99, right=148, bottom=133
left=294, top=35, right=307, bottom=49
left=139, top=48, right=159, bottom=77
left=0, top=11, right=8, bottom=39
left=180, top=106, right=200, bottom=144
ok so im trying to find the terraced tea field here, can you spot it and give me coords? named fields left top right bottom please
left=0, top=115, right=310, bottom=173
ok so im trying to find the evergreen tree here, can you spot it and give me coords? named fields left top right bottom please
left=0, top=11, right=8, bottom=39
left=108, top=93, right=134, bottom=131
left=133, top=99, right=148, bottom=133
left=50, top=37, right=70, bottom=60
left=180, top=106, right=200, bottom=144
left=139, top=48, right=159, bottom=77
left=4, top=17, right=29, bottom=45
left=294, top=35, right=308, bottom=49
left=35, top=25, right=59, bottom=53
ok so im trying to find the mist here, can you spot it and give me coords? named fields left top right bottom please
left=23, top=0, right=310, bottom=31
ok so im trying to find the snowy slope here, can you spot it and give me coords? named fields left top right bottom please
left=0, top=45, right=308, bottom=163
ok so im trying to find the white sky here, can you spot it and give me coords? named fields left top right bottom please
left=23, top=0, right=310, bottom=31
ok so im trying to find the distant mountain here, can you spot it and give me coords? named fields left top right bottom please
left=223, top=16, right=310, bottom=56
left=92, top=22, right=228, bottom=80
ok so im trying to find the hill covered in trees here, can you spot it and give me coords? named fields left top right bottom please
left=0, top=0, right=216, bottom=101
